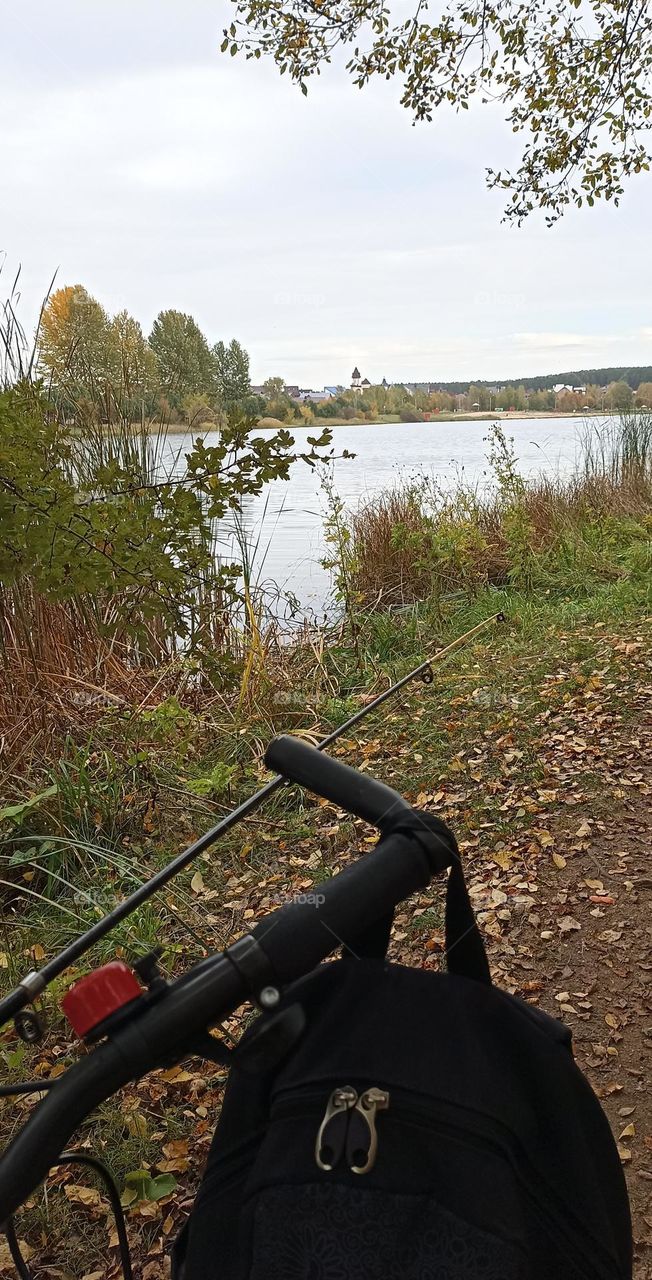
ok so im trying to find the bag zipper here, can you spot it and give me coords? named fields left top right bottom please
left=315, top=1085, right=358, bottom=1171
left=272, top=1083, right=620, bottom=1280
left=315, top=1085, right=390, bottom=1174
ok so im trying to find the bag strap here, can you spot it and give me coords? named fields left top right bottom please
left=346, top=810, right=491, bottom=985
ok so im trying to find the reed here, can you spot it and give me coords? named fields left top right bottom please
left=341, top=422, right=652, bottom=610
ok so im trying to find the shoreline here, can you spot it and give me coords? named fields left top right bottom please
left=162, top=409, right=615, bottom=434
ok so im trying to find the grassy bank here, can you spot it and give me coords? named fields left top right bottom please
left=163, top=409, right=617, bottom=434
left=1, top=406, right=651, bottom=1275
left=335, top=417, right=652, bottom=611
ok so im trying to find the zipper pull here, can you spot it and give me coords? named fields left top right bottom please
left=315, top=1086, right=358, bottom=1171
left=347, top=1087, right=390, bottom=1175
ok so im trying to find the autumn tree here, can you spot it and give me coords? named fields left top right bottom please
left=38, top=285, right=112, bottom=403
left=108, top=310, right=159, bottom=420
left=635, top=381, right=652, bottom=406
left=606, top=380, right=634, bottom=411
left=149, top=310, right=215, bottom=410
left=262, top=376, right=297, bottom=422
left=224, top=0, right=652, bottom=223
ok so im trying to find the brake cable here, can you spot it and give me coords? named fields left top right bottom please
left=1, top=1082, right=133, bottom=1280
left=0, top=610, right=504, bottom=1041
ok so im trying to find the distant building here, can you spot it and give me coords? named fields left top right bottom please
left=252, top=383, right=301, bottom=399
left=299, top=387, right=337, bottom=403
left=351, top=366, right=362, bottom=390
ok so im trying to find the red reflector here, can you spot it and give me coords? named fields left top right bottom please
left=62, top=961, right=143, bottom=1038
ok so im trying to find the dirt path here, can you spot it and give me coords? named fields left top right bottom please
left=527, top=793, right=652, bottom=1278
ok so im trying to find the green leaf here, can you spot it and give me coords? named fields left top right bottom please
left=122, top=1168, right=177, bottom=1202
left=148, top=1173, right=177, bottom=1200
left=0, top=785, right=58, bottom=826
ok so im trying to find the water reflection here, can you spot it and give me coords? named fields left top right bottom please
left=160, top=417, right=597, bottom=617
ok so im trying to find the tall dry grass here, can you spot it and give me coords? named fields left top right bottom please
left=343, top=420, right=652, bottom=609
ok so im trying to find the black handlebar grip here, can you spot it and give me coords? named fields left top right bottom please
left=0, top=827, right=440, bottom=1219
left=265, top=736, right=409, bottom=830
left=252, top=829, right=435, bottom=983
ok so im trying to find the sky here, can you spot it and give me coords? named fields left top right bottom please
left=1, top=0, right=651, bottom=388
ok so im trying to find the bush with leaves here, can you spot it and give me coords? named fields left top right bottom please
left=0, top=385, right=334, bottom=651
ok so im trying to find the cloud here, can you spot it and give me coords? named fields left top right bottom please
left=513, top=333, right=606, bottom=350
left=1, top=0, right=651, bottom=386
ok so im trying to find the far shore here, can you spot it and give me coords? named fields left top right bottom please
left=162, top=408, right=615, bottom=434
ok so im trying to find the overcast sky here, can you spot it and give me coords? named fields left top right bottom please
left=1, top=0, right=651, bottom=387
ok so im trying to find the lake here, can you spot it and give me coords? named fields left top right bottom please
left=164, top=416, right=603, bottom=618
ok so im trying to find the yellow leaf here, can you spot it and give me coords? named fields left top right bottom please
left=552, top=853, right=566, bottom=869
left=605, top=1012, right=619, bottom=1029
left=125, top=1112, right=148, bottom=1138
left=160, top=1067, right=194, bottom=1083
left=0, top=1238, right=32, bottom=1268
left=64, top=1184, right=102, bottom=1207
left=575, top=821, right=592, bottom=839
left=619, top=1123, right=635, bottom=1140
left=190, top=871, right=204, bottom=894
left=492, top=850, right=514, bottom=870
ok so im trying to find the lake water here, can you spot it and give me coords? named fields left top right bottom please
left=164, top=416, right=602, bottom=618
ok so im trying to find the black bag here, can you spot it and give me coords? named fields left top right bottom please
left=174, top=818, right=632, bottom=1280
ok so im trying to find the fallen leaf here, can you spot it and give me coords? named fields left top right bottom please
left=558, top=916, right=581, bottom=932
left=64, top=1184, right=102, bottom=1207
left=125, top=1112, right=148, bottom=1138
left=0, top=1238, right=32, bottom=1268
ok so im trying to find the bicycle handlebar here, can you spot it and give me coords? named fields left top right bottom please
left=264, top=735, right=410, bottom=829
left=0, top=740, right=450, bottom=1222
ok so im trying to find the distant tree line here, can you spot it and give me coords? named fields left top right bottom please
left=36, top=288, right=652, bottom=428
left=416, top=367, right=652, bottom=396
left=308, top=378, right=649, bottom=420
left=37, top=285, right=266, bottom=428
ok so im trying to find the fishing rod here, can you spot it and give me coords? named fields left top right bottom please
left=0, top=611, right=504, bottom=1038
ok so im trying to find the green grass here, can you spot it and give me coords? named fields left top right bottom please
left=2, top=409, right=651, bottom=1276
